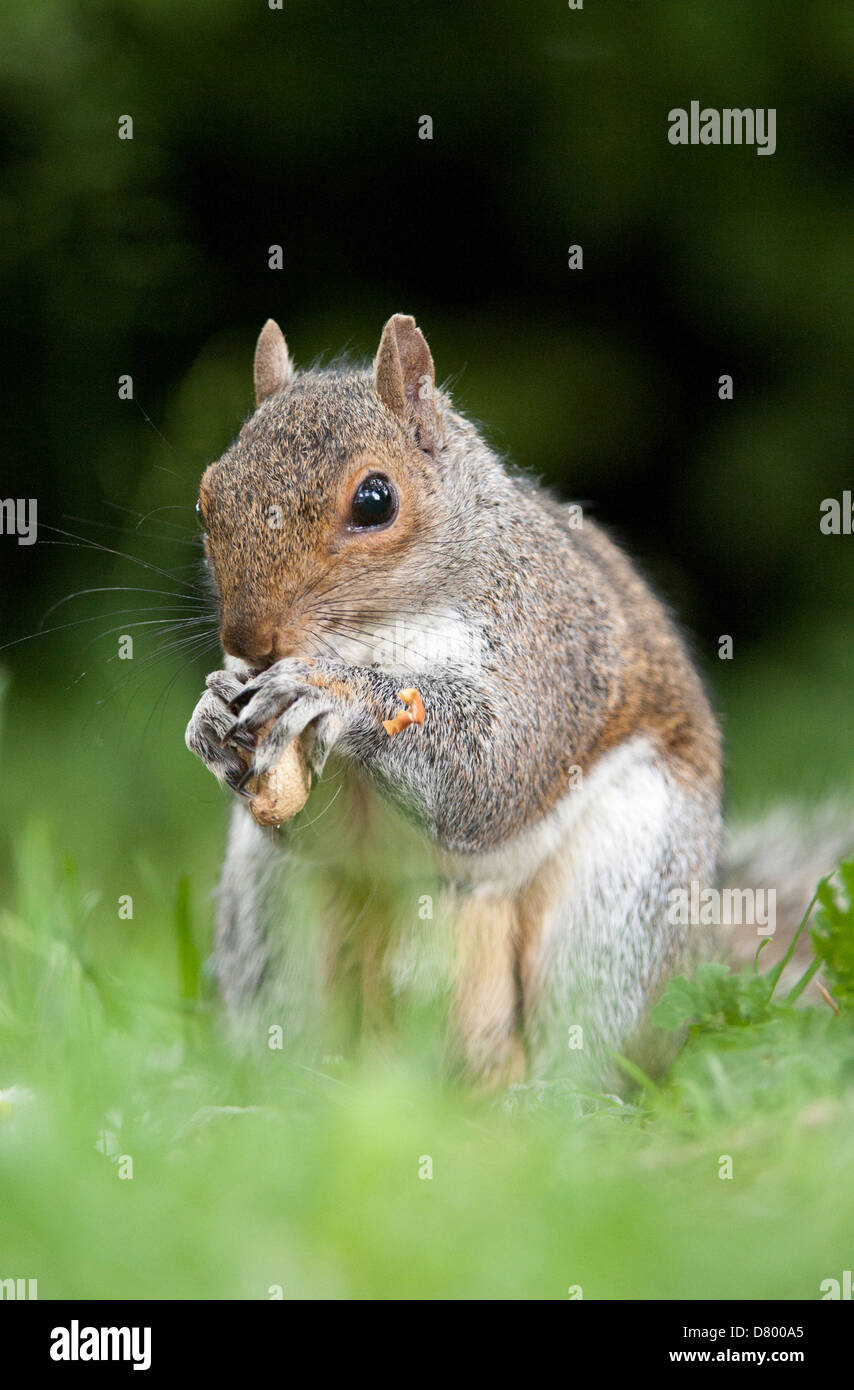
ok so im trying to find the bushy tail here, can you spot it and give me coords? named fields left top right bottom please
left=719, top=801, right=854, bottom=996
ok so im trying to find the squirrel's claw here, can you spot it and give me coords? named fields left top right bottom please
left=235, top=764, right=257, bottom=794
left=221, top=659, right=350, bottom=779
left=227, top=684, right=260, bottom=715
left=224, top=723, right=258, bottom=752
left=225, top=774, right=255, bottom=800
left=186, top=674, right=260, bottom=796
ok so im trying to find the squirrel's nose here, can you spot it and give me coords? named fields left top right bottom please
left=220, top=621, right=278, bottom=668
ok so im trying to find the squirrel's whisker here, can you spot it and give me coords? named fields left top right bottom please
left=36, top=523, right=207, bottom=594
left=38, top=586, right=210, bottom=625
left=104, top=499, right=199, bottom=534
left=0, top=607, right=211, bottom=655
left=87, top=617, right=214, bottom=662
left=62, top=514, right=202, bottom=547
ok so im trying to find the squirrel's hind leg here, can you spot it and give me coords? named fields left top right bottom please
left=444, top=888, right=528, bottom=1092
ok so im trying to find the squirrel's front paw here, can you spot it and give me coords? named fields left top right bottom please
left=226, top=658, right=348, bottom=778
left=185, top=669, right=256, bottom=793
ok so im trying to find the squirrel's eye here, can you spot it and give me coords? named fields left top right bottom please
left=195, top=499, right=205, bottom=532
left=350, top=475, right=397, bottom=529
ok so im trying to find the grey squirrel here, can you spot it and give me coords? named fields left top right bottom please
left=185, top=312, right=764, bottom=1091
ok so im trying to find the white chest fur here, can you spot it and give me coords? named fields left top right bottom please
left=443, top=736, right=676, bottom=895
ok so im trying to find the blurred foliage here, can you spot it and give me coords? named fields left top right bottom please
left=653, top=888, right=826, bottom=1035
left=1, top=0, right=852, bottom=648
left=812, top=860, right=854, bottom=1008
left=2, top=810, right=854, bottom=1298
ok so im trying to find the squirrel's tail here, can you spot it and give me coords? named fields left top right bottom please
left=718, top=801, right=854, bottom=996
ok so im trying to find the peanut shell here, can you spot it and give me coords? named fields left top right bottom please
left=248, top=734, right=311, bottom=827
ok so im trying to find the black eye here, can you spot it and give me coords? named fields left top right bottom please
left=195, top=499, right=205, bottom=532
left=350, top=475, right=397, bottom=529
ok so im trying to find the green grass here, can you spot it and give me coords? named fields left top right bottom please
left=2, top=651, right=854, bottom=1300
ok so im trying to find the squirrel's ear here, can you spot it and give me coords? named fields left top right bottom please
left=253, top=319, right=294, bottom=405
left=374, top=313, right=440, bottom=453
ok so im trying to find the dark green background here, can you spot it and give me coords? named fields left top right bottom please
left=1, top=0, right=853, bottom=805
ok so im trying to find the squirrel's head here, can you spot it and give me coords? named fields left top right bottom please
left=198, top=314, right=456, bottom=671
